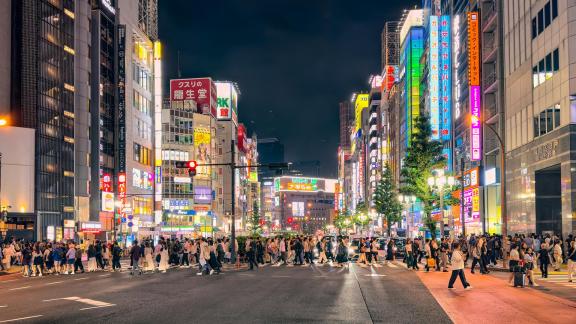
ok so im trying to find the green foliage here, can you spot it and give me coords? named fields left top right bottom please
left=400, top=114, right=446, bottom=237
left=334, top=209, right=352, bottom=234
left=374, top=163, right=403, bottom=236
left=247, top=201, right=263, bottom=236
left=353, top=201, right=370, bottom=227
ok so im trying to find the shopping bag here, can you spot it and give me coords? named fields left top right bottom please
left=427, top=258, right=436, bottom=268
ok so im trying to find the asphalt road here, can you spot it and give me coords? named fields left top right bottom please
left=0, top=262, right=452, bottom=324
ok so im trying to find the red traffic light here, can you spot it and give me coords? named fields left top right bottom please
left=175, top=160, right=198, bottom=170
left=187, top=160, right=198, bottom=169
left=287, top=217, right=293, bottom=224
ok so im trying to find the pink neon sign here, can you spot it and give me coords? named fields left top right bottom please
left=470, top=85, right=481, bottom=161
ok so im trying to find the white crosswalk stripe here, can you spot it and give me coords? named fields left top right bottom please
left=538, top=275, right=576, bottom=288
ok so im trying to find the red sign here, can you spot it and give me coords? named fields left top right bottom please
left=101, top=173, right=112, bottom=192
left=237, top=123, right=249, bottom=153
left=118, top=172, right=127, bottom=199
left=170, top=78, right=217, bottom=117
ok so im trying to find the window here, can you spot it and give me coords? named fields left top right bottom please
left=533, top=1, right=559, bottom=38
left=553, top=49, right=559, bottom=71
left=544, top=2, right=551, bottom=28
left=133, top=143, right=152, bottom=166
left=533, top=48, right=559, bottom=87
left=533, top=104, right=561, bottom=137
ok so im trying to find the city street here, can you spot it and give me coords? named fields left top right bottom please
left=1, top=261, right=575, bottom=323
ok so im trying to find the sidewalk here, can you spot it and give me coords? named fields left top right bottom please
left=417, top=269, right=576, bottom=324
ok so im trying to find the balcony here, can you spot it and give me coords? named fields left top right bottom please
left=482, top=46, right=497, bottom=64
left=483, top=72, right=498, bottom=94
left=482, top=2, right=497, bottom=33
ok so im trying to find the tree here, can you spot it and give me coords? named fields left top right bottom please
left=374, top=163, right=403, bottom=237
left=353, top=201, right=370, bottom=234
left=400, top=114, right=446, bottom=238
left=334, top=209, right=352, bottom=234
left=248, top=201, right=263, bottom=236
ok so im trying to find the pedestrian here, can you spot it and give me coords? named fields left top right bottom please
left=87, top=241, right=97, bottom=272
left=95, top=240, right=104, bottom=270
left=410, top=239, right=420, bottom=270
left=567, top=240, right=576, bottom=282
left=144, top=242, right=155, bottom=272
left=74, top=243, right=85, bottom=274
left=524, top=247, right=537, bottom=286
left=112, top=241, right=122, bottom=271
left=129, top=240, right=142, bottom=275
left=65, top=242, right=76, bottom=275
left=448, top=242, right=471, bottom=290
left=245, top=237, right=258, bottom=271
left=43, top=243, right=53, bottom=274
left=552, top=240, right=563, bottom=271
left=538, top=242, right=550, bottom=278
left=336, top=238, right=348, bottom=267
left=21, top=243, right=32, bottom=277
left=508, top=244, right=520, bottom=286
left=159, top=241, right=169, bottom=273
left=32, top=245, right=43, bottom=277
left=440, top=237, right=449, bottom=272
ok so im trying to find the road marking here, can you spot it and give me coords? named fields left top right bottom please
left=271, top=275, right=291, bottom=278
left=0, top=315, right=43, bottom=323
left=0, top=280, right=18, bottom=284
left=98, top=274, right=111, bottom=277
left=74, top=277, right=88, bottom=281
left=364, top=274, right=387, bottom=277
left=43, top=296, right=115, bottom=310
left=386, top=263, right=398, bottom=268
left=8, top=286, right=31, bottom=291
left=45, top=281, right=64, bottom=285
left=0, top=305, right=7, bottom=308
left=80, top=304, right=116, bottom=311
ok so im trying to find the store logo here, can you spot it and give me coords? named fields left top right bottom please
left=217, top=97, right=229, bottom=107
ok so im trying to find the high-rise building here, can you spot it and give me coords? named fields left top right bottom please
left=381, top=21, right=400, bottom=71
left=338, top=102, right=354, bottom=150
left=257, top=137, right=285, bottom=181
left=9, top=0, right=76, bottom=239
left=503, top=0, right=575, bottom=237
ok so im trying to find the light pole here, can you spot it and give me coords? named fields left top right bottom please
left=484, top=122, right=506, bottom=236
left=427, top=170, right=455, bottom=238
left=398, top=194, right=416, bottom=238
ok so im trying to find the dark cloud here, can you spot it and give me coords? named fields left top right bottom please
left=159, top=0, right=419, bottom=178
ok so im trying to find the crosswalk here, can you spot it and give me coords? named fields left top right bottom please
left=537, top=274, right=576, bottom=289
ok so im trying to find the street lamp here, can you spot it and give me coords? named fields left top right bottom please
left=427, top=170, right=455, bottom=238
left=398, top=194, right=417, bottom=238
left=0, top=118, right=7, bottom=127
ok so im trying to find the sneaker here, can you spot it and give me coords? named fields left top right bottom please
left=39, top=273, right=42, bottom=277
left=465, top=285, right=473, bottom=290
left=448, top=287, right=455, bottom=289
left=71, top=272, right=75, bottom=275
left=196, top=272, right=203, bottom=276
left=209, top=269, right=215, bottom=275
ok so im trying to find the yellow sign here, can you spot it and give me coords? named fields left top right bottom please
left=354, top=94, right=369, bottom=132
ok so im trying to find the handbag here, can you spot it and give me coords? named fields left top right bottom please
left=427, top=258, right=436, bottom=268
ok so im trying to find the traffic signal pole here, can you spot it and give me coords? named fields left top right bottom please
left=230, top=139, right=237, bottom=264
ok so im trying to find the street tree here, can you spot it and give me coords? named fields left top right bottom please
left=354, top=201, right=370, bottom=234
left=248, top=201, right=263, bottom=236
left=374, top=163, right=403, bottom=237
left=334, top=209, right=352, bottom=234
left=400, top=114, right=446, bottom=238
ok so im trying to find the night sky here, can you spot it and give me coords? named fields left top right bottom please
left=159, top=0, right=420, bottom=178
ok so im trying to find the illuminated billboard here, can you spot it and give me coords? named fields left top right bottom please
left=402, top=26, right=424, bottom=147
left=382, top=65, right=399, bottom=92
left=170, top=78, right=217, bottom=117
left=429, top=15, right=452, bottom=144
left=275, top=177, right=337, bottom=193
left=193, top=127, right=211, bottom=178
left=215, top=81, right=238, bottom=121
left=354, top=94, right=369, bottom=133
left=468, top=12, right=482, bottom=161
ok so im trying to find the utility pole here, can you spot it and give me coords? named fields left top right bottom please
left=230, top=139, right=237, bottom=263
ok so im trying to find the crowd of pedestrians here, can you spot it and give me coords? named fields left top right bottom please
left=1, top=232, right=575, bottom=287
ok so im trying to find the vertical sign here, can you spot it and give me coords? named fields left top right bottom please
left=468, top=12, right=481, bottom=161
left=439, top=16, right=451, bottom=142
left=118, top=25, right=126, bottom=173
left=429, top=16, right=440, bottom=140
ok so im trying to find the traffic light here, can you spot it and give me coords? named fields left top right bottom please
left=175, top=160, right=197, bottom=176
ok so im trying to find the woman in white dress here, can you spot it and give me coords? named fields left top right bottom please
left=144, top=242, right=155, bottom=272
left=158, top=242, right=169, bottom=273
